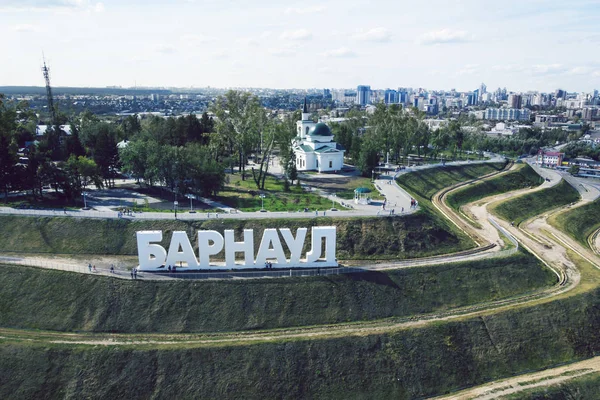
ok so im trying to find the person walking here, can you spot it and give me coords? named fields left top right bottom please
left=130, top=269, right=134, bottom=279
left=133, top=268, right=138, bottom=279
left=88, top=263, right=92, bottom=272
left=92, top=265, right=97, bottom=273
left=110, top=265, right=114, bottom=273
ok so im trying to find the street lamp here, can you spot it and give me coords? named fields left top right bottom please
left=371, top=169, right=374, bottom=183
left=174, top=201, right=178, bottom=219
left=82, top=192, right=88, bottom=209
left=186, top=194, right=195, bottom=213
left=259, top=194, right=266, bottom=212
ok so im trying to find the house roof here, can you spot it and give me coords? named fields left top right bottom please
left=309, top=122, right=332, bottom=137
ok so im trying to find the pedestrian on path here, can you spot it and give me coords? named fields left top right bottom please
left=110, top=265, right=114, bottom=273
left=130, top=269, right=134, bottom=279
left=92, top=265, right=97, bottom=273
left=133, top=268, right=138, bottom=279
left=88, top=263, right=92, bottom=272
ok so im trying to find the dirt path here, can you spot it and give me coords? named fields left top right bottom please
left=433, top=356, right=600, bottom=400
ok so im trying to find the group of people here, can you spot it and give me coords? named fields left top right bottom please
left=118, top=209, right=134, bottom=219
left=87, top=263, right=97, bottom=273
left=130, top=268, right=138, bottom=279
left=167, top=265, right=177, bottom=273
left=410, top=198, right=418, bottom=209
left=264, top=261, right=274, bottom=269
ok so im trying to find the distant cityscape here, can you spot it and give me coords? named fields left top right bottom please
left=2, top=84, right=598, bottom=127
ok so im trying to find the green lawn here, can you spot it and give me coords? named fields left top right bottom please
left=491, top=180, right=581, bottom=225
left=549, top=198, right=600, bottom=250
left=446, top=164, right=543, bottom=211
left=216, top=173, right=342, bottom=211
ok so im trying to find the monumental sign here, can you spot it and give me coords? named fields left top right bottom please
left=136, top=226, right=337, bottom=270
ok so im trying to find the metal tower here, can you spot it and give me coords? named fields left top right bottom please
left=42, top=56, right=58, bottom=126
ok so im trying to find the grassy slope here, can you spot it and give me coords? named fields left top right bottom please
left=501, top=372, right=600, bottom=399
left=492, top=180, right=581, bottom=225
left=3, top=282, right=600, bottom=399
left=549, top=199, right=600, bottom=250
left=396, top=162, right=507, bottom=203
left=0, top=214, right=472, bottom=260
left=0, top=253, right=555, bottom=333
left=446, top=164, right=543, bottom=211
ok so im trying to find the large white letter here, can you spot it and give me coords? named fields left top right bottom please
left=137, top=231, right=167, bottom=270
left=255, top=229, right=287, bottom=267
left=280, top=228, right=307, bottom=265
left=197, top=230, right=224, bottom=268
left=224, top=229, right=254, bottom=269
left=306, top=226, right=337, bottom=266
left=165, top=231, right=199, bottom=269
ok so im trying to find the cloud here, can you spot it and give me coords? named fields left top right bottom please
left=420, top=29, right=473, bottom=45
left=457, top=64, right=479, bottom=75
left=237, top=37, right=259, bottom=46
left=354, top=27, right=392, bottom=42
left=531, top=64, right=566, bottom=75
left=156, top=45, right=176, bottom=55
left=180, top=34, right=216, bottom=45
left=284, top=6, right=325, bottom=15
left=12, top=24, right=37, bottom=32
left=567, top=66, right=592, bottom=75
left=0, top=0, right=104, bottom=13
left=268, top=48, right=296, bottom=57
left=280, top=29, right=312, bottom=41
left=323, top=47, right=357, bottom=58
left=212, top=50, right=228, bottom=59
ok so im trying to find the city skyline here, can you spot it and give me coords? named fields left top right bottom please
left=2, top=0, right=600, bottom=92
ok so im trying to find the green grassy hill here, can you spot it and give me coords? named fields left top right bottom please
left=0, top=213, right=472, bottom=260
left=396, top=162, right=507, bottom=202
left=2, top=275, right=600, bottom=399
left=549, top=199, right=600, bottom=250
left=446, top=164, right=543, bottom=211
left=0, top=252, right=555, bottom=333
left=492, top=180, right=581, bottom=225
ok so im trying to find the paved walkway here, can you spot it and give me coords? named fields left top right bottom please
left=0, top=154, right=505, bottom=221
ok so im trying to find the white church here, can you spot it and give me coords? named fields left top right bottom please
left=293, top=99, right=345, bottom=172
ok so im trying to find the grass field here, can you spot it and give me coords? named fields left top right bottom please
left=491, top=180, right=581, bottom=225
left=446, top=164, right=543, bottom=211
left=0, top=213, right=473, bottom=260
left=216, top=173, right=340, bottom=212
left=549, top=198, right=600, bottom=250
left=0, top=252, right=555, bottom=333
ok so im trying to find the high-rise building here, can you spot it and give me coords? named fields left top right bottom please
left=384, top=89, right=399, bottom=104
left=508, top=94, right=522, bottom=109
left=356, top=85, right=371, bottom=106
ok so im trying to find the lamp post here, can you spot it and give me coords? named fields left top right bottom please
left=331, top=194, right=335, bottom=210
left=371, top=169, right=374, bottom=183
left=259, top=194, right=266, bottom=212
left=174, top=201, right=178, bottom=219
left=186, top=194, right=194, bottom=212
left=82, top=192, right=88, bottom=209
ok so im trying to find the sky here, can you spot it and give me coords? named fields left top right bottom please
left=1, top=0, right=600, bottom=92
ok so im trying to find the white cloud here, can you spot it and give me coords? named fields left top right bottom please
left=280, top=29, right=312, bottom=41
left=212, top=50, right=228, bottom=59
left=237, top=37, right=259, bottom=46
left=323, top=47, right=357, bottom=58
left=354, top=27, right=392, bottom=42
left=156, top=45, right=176, bottom=55
left=284, top=6, right=325, bottom=15
left=531, top=64, right=566, bottom=75
left=457, top=64, right=479, bottom=75
left=12, top=24, right=37, bottom=32
left=567, top=66, right=592, bottom=75
left=180, top=34, right=216, bottom=44
left=420, top=29, right=473, bottom=45
left=268, top=48, right=296, bottom=57
left=94, top=2, right=104, bottom=12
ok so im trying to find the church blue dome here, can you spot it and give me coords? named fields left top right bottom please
left=309, top=123, right=332, bottom=136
